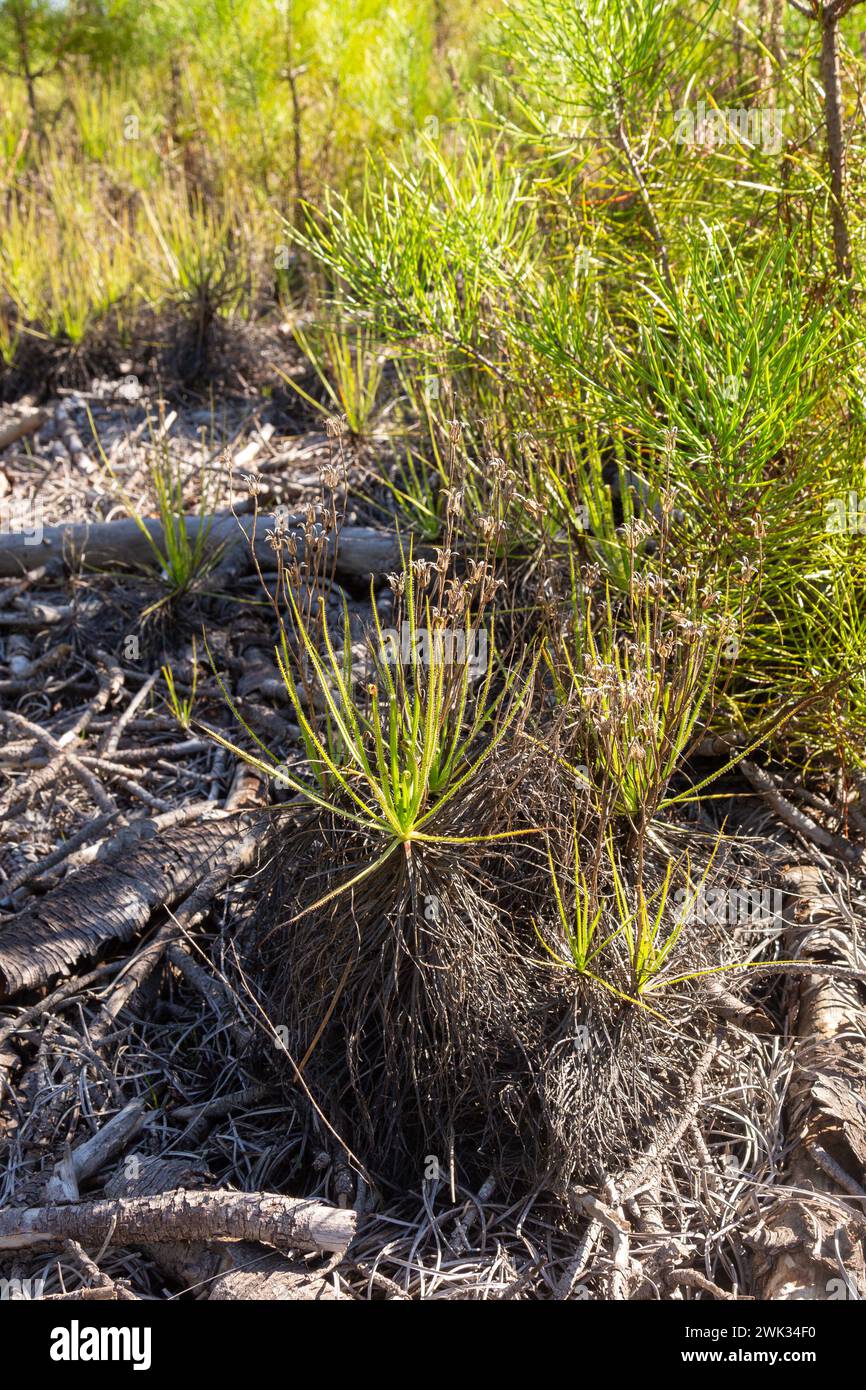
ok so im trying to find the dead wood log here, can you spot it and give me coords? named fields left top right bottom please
left=748, top=865, right=866, bottom=1300
left=0, top=511, right=409, bottom=581
left=0, top=808, right=268, bottom=999
left=0, top=410, right=48, bottom=453
left=0, top=1188, right=357, bottom=1256
left=103, top=1156, right=345, bottom=1299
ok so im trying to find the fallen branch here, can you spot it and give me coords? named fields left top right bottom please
left=0, top=410, right=48, bottom=453
left=0, top=511, right=412, bottom=581
left=741, top=759, right=862, bottom=863
left=101, top=1156, right=345, bottom=1299
left=0, top=1188, right=358, bottom=1256
left=45, top=1099, right=148, bottom=1203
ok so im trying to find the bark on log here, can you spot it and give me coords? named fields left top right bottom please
left=0, top=512, right=408, bottom=581
left=0, top=808, right=268, bottom=999
left=0, top=1189, right=357, bottom=1256
left=103, top=1156, right=346, bottom=1298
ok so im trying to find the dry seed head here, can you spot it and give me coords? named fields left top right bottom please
left=466, top=558, right=486, bottom=586
left=444, top=486, right=464, bottom=517
left=521, top=494, right=544, bottom=519
left=412, top=558, right=434, bottom=588
left=445, top=579, right=468, bottom=616
left=481, top=572, right=503, bottom=604
left=479, top=516, right=507, bottom=543
left=622, top=518, right=653, bottom=547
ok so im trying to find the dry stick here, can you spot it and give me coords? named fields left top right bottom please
left=0, top=810, right=119, bottom=902
left=55, top=402, right=95, bottom=473
left=0, top=657, right=125, bottom=816
left=807, top=1141, right=866, bottom=1201
left=563, top=1033, right=723, bottom=1300
left=667, top=1268, right=752, bottom=1300
left=0, top=410, right=48, bottom=452
left=171, top=1085, right=273, bottom=1125
left=0, top=959, right=123, bottom=1053
left=56, top=1240, right=139, bottom=1302
left=0, top=566, right=48, bottom=611
left=166, top=940, right=253, bottom=1049
left=51, top=800, right=217, bottom=878
left=554, top=1218, right=601, bottom=1299
left=2, top=752, right=151, bottom=777
left=0, top=1189, right=357, bottom=1257
left=1, top=711, right=119, bottom=818
left=100, top=740, right=210, bottom=764
left=616, top=1026, right=723, bottom=1207
left=45, top=1099, right=148, bottom=1203
left=702, top=973, right=774, bottom=1033
left=82, top=769, right=170, bottom=814
left=171, top=1085, right=274, bottom=1147
left=41, top=1287, right=119, bottom=1302
left=98, top=671, right=160, bottom=759
left=740, top=757, right=861, bottom=861
left=6, top=751, right=175, bottom=814
left=567, top=1190, right=632, bottom=1300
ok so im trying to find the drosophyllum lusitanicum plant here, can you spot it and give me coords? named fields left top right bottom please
left=208, top=420, right=541, bottom=915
